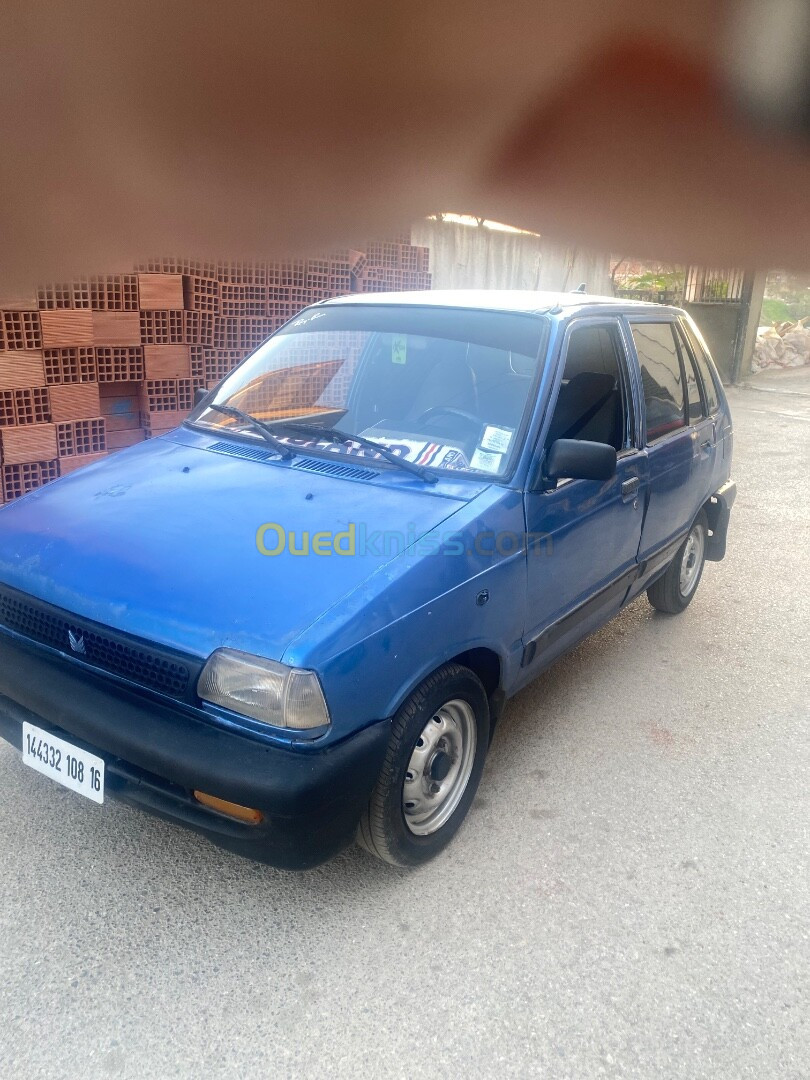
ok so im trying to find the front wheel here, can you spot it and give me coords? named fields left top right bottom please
left=357, top=663, right=490, bottom=867
left=647, top=510, right=708, bottom=614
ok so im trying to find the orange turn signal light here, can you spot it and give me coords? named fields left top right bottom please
left=193, top=790, right=264, bottom=825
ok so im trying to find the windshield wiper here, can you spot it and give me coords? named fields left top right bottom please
left=275, top=421, right=437, bottom=483
left=208, top=404, right=295, bottom=460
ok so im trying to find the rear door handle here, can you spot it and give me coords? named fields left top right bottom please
left=621, top=476, right=640, bottom=498
left=700, top=439, right=713, bottom=451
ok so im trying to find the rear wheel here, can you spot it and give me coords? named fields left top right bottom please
left=647, top=510, right=708, bottom=614
left=357, top=663, right=490, bottom=867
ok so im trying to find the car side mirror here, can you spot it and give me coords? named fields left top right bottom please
left=543, top=439, right=617, bottom=484
left=193, top=387, right=210, bottom=409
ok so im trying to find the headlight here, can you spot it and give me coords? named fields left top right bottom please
left=197, top=648, right=330, bottom=730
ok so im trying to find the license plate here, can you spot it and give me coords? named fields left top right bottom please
left=22, top=721, right=105, bottom=804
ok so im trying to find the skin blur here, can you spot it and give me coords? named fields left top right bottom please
left=1, top=0, right=808, bottom=293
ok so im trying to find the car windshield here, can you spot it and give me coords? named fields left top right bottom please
left=190, top=304, right=548, bottom=477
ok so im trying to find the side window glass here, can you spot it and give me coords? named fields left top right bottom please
left=676, top=328, right=704, bottom=423
left=545, top=324, right=631, bottom=453
left=682, top=322, right=719, bottom=414
left=631, top=322, right=686, bottom=443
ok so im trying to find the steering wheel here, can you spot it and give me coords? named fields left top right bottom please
left=414, top=406, right=481, bottom=431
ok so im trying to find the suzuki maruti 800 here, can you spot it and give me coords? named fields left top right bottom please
left=0, top=291, right=735, bottom=867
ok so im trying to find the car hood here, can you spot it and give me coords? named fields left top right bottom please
left=0, top=434, right=471, bottom=661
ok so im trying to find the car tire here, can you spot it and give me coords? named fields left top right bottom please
left=647, top=509, right=708, bottom=614
left=357, top=663, right=490, bottom=867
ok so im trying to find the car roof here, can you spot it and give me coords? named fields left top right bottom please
left=319, top=289, right=680, bottom=318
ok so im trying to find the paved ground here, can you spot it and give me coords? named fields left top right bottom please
left=1, top=371, right=808, bottom=1080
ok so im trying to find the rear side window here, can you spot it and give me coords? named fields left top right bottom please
left=685, top=358, right=703, bottom=422
left=681, top=321, right=719, bottom=414
left=630, top=322, right=686, bottom=442
left=675, top=327, right=705, bottom=423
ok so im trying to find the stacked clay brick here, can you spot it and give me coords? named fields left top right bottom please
left=0, top=235, right=431, bottom=504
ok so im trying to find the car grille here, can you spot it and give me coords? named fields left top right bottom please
left=0, top=585, right=202, bottom=701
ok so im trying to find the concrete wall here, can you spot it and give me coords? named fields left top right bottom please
left=412, top=219, right=612, bottom=295
left=735, top=270, right=768, bottom=381
left=414, top=218, right=756, bottom=384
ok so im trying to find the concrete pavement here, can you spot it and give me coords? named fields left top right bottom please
left=1, top=372, right=808, bottom=1079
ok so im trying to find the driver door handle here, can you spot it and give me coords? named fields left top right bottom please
left=621, top=476, right=640, bottom=498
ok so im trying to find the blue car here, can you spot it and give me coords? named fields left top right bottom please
left=0, top=291, right=736, bottom=868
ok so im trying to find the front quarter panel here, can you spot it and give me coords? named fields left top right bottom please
left=282, top=487, right=529, bottom=736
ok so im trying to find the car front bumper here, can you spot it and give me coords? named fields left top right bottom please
left=0, top=629, right=390, bottom=869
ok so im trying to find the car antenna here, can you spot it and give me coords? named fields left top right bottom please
left=572, top=282, right=588, bottom=293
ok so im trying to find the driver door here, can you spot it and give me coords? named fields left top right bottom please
left=522, top=319, right=647, bottom=667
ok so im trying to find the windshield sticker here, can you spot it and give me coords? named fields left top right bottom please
left=480, top=425, right=514, bottom=454
left=470, top=447, right=503, bottom=473
left=391, top=336, right=408, bottom=365
left=289, top=310, right=327, bottom=327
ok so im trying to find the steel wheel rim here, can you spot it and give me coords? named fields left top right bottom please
left=679, top=523, right=705, bottom=596
left=402, top=698, right=477, bottom=836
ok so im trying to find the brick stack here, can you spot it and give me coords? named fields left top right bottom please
left=350, top=237, right=431, bottom=294
left=0, top=234, right=431, bottom=503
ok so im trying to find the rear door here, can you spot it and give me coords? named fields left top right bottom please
left=681, top=316, right=732, bottom=478
left=674, top=319, right=717, bottom=505
left=626, top=318, right=697, bottom=570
